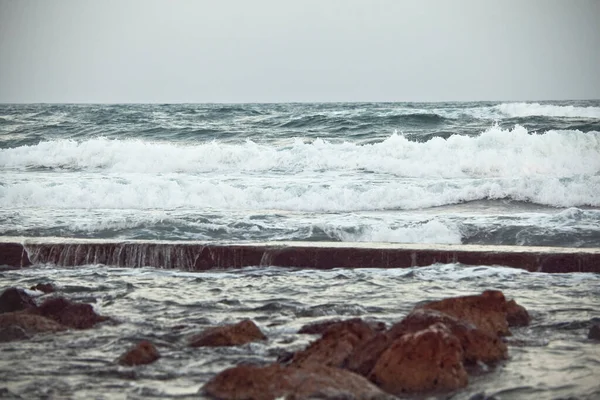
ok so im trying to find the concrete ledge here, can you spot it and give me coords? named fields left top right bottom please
left=1, top=237, right=599, bottom=273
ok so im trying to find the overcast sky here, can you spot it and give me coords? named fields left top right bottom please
left=1, top=0, right=599, bottom=103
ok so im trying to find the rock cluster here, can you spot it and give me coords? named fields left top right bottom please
left=0, top=284, right=534, bottom=398
left=202, top=289, right=530, bottom=399
left=0, top=286, right=108, bottom=342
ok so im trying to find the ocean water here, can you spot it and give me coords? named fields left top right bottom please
left=1, top=101, right=599, bottom=246
left=1, top=102, right=600, bottom=399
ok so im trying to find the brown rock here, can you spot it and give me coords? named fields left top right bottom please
left=588, top=324, right=600, bottom=341
left=290, top=318, right=380, bottom=369
left=30, top=283, right=56, bottom=294
left=389, top=309, right=507, bottom=364
left=0, top=311, right=66, bottom=335
left=506, top=299, right=530, bottom=327
left=0, top=288, right=37, bottom=314
left=345, top=332, right=393, bottom=377
left=202, top=363, right=392, bottom=400
left=419, top=290, right=510, bottom=336
left=369, top=323, right=468, bottom=394
left=36, top=297, right=108, bottom=329
left=189, top=319, right=266, bottom=347
left=118, top=340, right=160, bottom=366
left=298, top=317, right=386, bottom=335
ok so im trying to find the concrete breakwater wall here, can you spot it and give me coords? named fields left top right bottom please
left=0, top=237, right=599, bottom=273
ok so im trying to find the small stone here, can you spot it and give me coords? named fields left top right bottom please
left=189, top=319, right=266, bottom=347
left=118, top=340, right=160, bottom=366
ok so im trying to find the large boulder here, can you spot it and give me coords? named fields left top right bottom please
left=189, top=319, right=266, bottom=347
left=36, top=297, right=108, bottom=329
left=388, top=308, right=507, bottom=364
left=291, top=318, right=379, bottom=368
left=369, top=323, right=468, bottom=394
left=0, top=288, right=37, bottom=314
left=118, top=340, right=160, bottom=366
left=202, top=363, right=392, bottom=400
left=419, top=290, right=511, bottom=336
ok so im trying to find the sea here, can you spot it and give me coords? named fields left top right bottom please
left=0, top=101, right=599, bottom=399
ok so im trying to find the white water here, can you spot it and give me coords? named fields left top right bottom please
left=495, top=102, right=600, bottom=119
left=1, top=125, right=599, bottom=177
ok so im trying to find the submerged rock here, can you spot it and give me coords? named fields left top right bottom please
left=30, top=283, right=56, bottom=294
left=0, top=324, right=30, bottom=342
left=419, top=290, right=511, bottom=336
left=118, top=340, right=160, bottom=366
left=202, top=363, right=392, bottom=400
left=189, top=319, right=266, bottom=347
left=298, top=317, right=386, bottom=335
left=369, top=323, right=468, bottom=394
left=0, top=311, right=66, bottom=336
left=36, top=297, right=108, bottom=329
left=0, top=288, right=37, bottom=314
left=588, top=324, right=600, bottom=341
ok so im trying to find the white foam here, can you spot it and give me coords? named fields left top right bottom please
left=329, top=220, right=462, bottom=244
left=1, top=126, right=599, bottom=210
left=495, top=103, right=600, bottom=119
left=2, top=126, right=599, bottom=177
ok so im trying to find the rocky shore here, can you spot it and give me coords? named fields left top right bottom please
left=1, top=282, right=598, bottom=399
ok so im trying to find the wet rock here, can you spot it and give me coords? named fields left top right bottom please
left=118, top=340, right=160, bottom=366
left=345, top=332, right=393, bottom=377
left=389, top=309, right=508, bottom=364
left=202, top=363, right=392, bottom=400
left=298, top=317, right=386, bottom=335
left=30, top=283, right=56, bottom=294
left=369, top=323, right=468, bottom=394
left=0, top=311, right=66, bottom=336
left=291, top=318, right=379, bottom=368
left=36, top=297, right=108, bottom=329
left=0, top=287, right=37, bottom=314
left=506, top=299, right=530, bottom=327
left=189, top=319, right=266, bottom=347
left=419, top=290, right=510, bottom=336
left=0, top=324, right=30, bottom=342
left=588, top=324, right=600, bottom=341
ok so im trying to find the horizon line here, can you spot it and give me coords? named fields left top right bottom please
left=1, top=98, right=599, bottom=106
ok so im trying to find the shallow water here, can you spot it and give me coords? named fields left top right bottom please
left=1, top=263, right=599, bottom=399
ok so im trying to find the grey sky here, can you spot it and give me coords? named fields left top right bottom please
left=1, top=0, right=599, bottom=103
